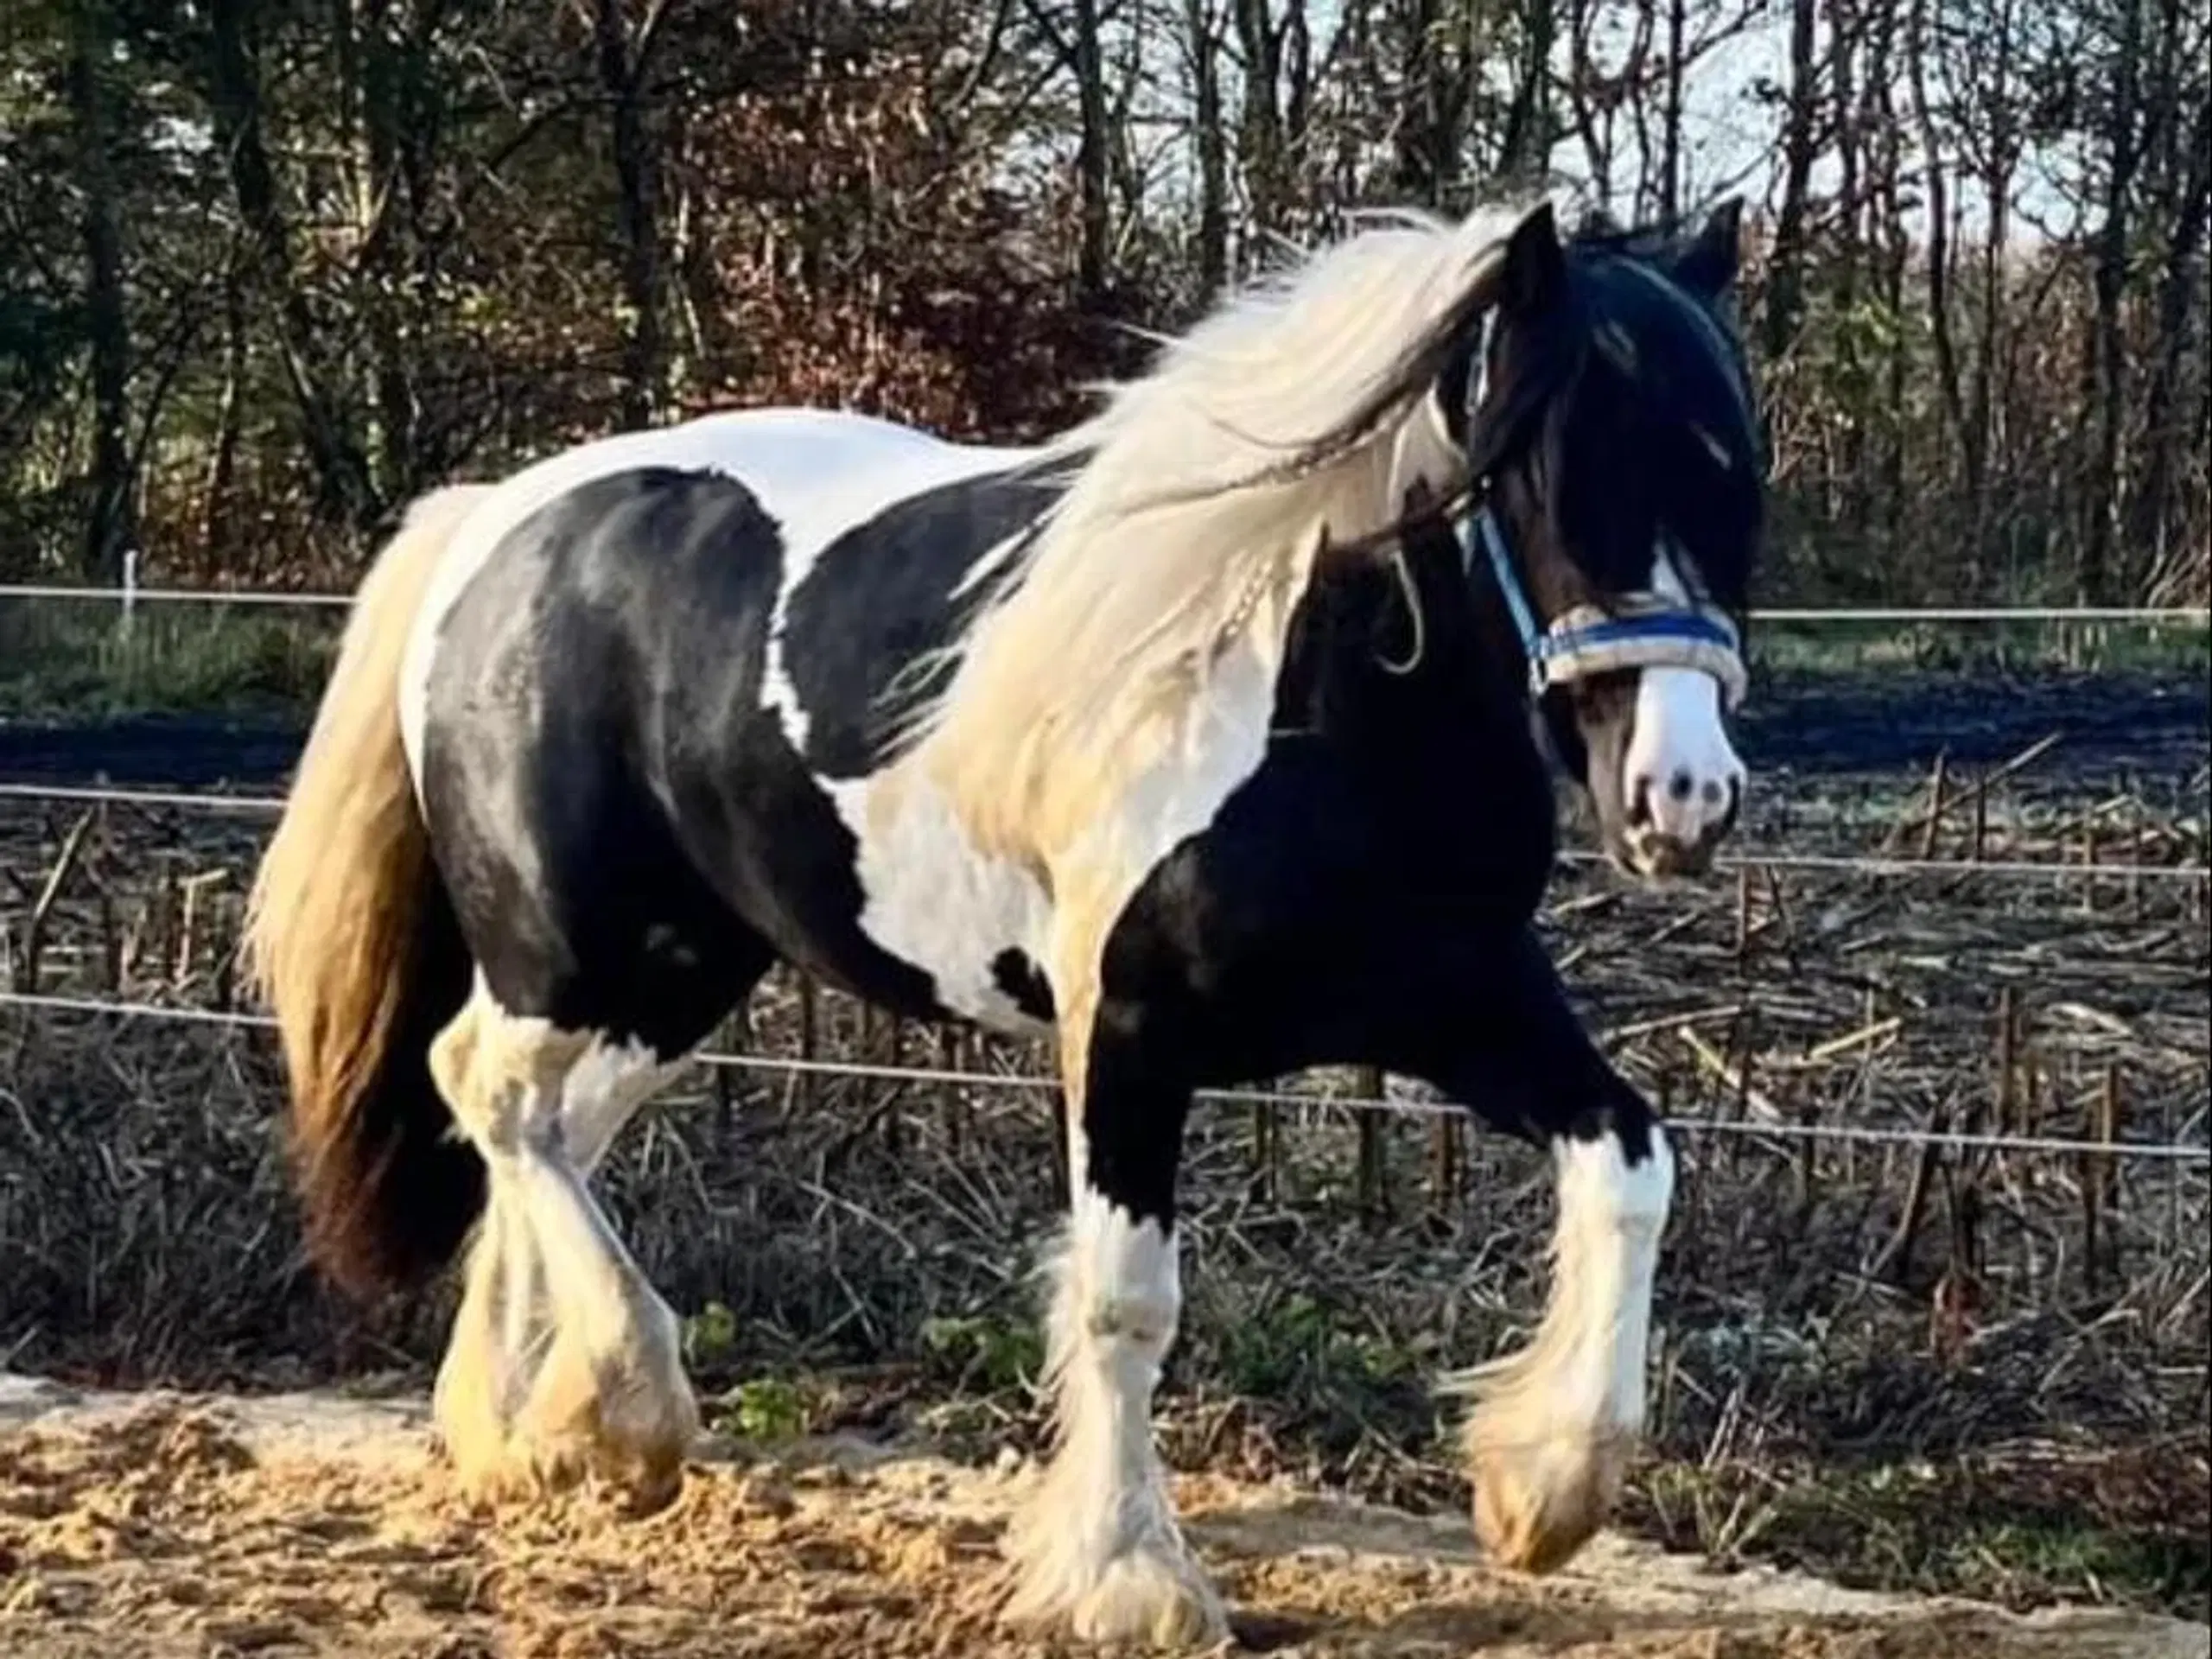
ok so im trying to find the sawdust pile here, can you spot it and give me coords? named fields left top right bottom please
left=0, top=1380, right=2200, bottom=1658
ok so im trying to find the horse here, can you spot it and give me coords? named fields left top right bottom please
left=245, top=194, right=1764, bottom=1647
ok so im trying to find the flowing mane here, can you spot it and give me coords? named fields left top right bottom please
left=913, top=199, right=1545, bottom=858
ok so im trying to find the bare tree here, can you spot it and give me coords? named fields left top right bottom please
left=64, top=0, right=135, bottom=579
left=581, top=0, right=676, bottom=427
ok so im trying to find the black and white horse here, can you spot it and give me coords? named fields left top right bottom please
left=248, top=196, right=1763, bottom=1646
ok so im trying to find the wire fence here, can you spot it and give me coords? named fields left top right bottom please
left=3, top=779, right=2206, bottom=886
left=2, top=987, right=2203, bottom=1165
left=3, top=589, right=2205, bottom=1168
left=3, top=579, right=2208, bottom=626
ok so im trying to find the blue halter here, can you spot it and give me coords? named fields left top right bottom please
left=1459, top=505, right=1749, bottom=709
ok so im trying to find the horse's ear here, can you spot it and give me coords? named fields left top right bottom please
left=1497, top=201, right=1566, bottom=315
left=1673, top=198, right=1744, bottom=296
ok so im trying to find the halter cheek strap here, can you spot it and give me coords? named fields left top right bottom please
left=1461, top=507, right=1750, bottom=709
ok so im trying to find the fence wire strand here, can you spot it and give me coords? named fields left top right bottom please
left=3, top=988, right=2203, bottom=1164
left=4, top=582, right=2207, bottom=626
left=3, top=780, right=2205, bottom=886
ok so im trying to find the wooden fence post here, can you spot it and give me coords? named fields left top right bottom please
left=1354, top=1065, right=1387, bottom=1227
left=1919, top=752, right=1950, bottom=860
left=1429, top=1109, right=1463, bottom=1217
left=1994, top=986, right=2018, bottom=1135
left=795, top=970, right=819, bottom=1113
left=1250, top=1093, right=1279, bottom=1205
left=2083, top=1064, right=2123, bottom=1292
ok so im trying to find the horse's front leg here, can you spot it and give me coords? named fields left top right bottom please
left=1002, top=991, right=1225, bottom=1647
left=1405, top=925, right=1675, bottom=1576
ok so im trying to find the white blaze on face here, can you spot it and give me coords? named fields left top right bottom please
left=1620, top=548, right=1745, bottom=849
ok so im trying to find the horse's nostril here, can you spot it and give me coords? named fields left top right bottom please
left=1700, top=779, right=1723, bottom=804
left=1668, top=769, right=1694, bottom=803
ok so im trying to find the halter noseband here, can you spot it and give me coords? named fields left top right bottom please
left=1454, top=263, right=1751, bottom=711
left=1458, top=505, right=1750, bottom=709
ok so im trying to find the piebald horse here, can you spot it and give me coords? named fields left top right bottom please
left=248, top=197, right=1763, bottom=1646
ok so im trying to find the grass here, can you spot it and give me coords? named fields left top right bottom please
left=1631, top=1445, right=2212, bottom=1619
left=1751, top=613, right=2211, bottom=677
left=0, top=602, right=337, bottom=722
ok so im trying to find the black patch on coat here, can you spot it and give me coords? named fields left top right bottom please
left=421, top=464, right=972, bottom=1051
left=1073, top=511, right=1626, bottom=1230
left=778, top=467, right=1065, bottom=778
left=989, top=948, right=1056, bottom=1023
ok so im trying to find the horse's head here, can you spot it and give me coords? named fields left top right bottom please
left=1441, top=200, right=1762, bottom=879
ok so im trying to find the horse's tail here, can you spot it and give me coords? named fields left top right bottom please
left=245, top=484, right=491, bottom=1298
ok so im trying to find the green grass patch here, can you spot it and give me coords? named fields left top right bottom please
left=1627, top=1443, right=2212, bottom=1621
left=1750, top=613, right=2211, bottom=677
left=0, top=600, right=338, bottom=721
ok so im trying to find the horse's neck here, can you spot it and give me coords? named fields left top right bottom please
left=1278, top=541, right=1539, bottom=766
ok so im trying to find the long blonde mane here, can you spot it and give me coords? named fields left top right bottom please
left=915, top=198, right=1545, bottom=861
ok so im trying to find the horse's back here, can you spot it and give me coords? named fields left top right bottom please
left=404, top=407, right=1026, bottom=736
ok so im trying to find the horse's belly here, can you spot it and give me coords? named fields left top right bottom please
left=823, top=772, right=1055, bottom=1039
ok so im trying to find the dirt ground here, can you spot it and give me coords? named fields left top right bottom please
left=1, top=1378, right=2202, bottom=1659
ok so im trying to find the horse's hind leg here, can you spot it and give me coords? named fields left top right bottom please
left=433, top=1159, right=550, bottom=1499
left=427, top=979, right=710, bottom=1508
left=509, top=1023, right=709, bottom=1503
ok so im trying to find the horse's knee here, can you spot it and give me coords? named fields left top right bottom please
left=429, top=985, right=592, bottom=1155
left=1057, top=1188, right=1181, bottom=1364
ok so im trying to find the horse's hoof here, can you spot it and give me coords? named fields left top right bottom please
left=1469, top=1427, right=1629, bottom=1574
left=1004, top=1536, right=1227, bottom=1650
left=512, top=1333, right=699, bottom=1515
left=1071, top=1544, right=1227, bottom=1648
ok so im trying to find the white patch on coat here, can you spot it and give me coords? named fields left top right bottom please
left=397, top=407, right=1037, bottom=786
left=810, top=505, right=1289, bottom=1039
left=1622, top=548, right=1745, bottom=846
left=556, top=1034, right=689, bottom=1176
left=1055, top=599, right=1287, bottom=901
left=820, top=770, right=1053, bottom=1037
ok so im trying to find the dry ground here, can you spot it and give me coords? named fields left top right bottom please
left=1, top=1378, right=2202, bottom=1659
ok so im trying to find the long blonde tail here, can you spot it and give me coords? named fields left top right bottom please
left=245, top=485, right=491, bottom=1296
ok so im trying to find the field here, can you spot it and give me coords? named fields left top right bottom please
left=2, top=606, right=2209, bottom=1649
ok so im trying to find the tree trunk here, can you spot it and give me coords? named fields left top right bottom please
left=2079, top=0, right=2144, bottom=603
left=201, top=238, right=248, bottom=563
left=206, top=0, right=378, bottom=528
left=1833, top=4, right=1868, bottom=559
left=66, top=0, right=136, bottom=582
left=1762, top=0, right=1819, bottom=361
left=1186, top=0, right=1229, bottom=297
left=2125, top=92, right=2211, bottom=587
left=1660, top=0, right=1686, bottom=220
left=1908, top=0, right=1967, bottom=472
left=1497, top=0, right=1556, bottom=182
left=589, top=0, right=667, bottom=429
left=1964, top=0, right=2019, bottom=589
left=351, top=0, right=417, bottom=501
left=1071, top=0, right=1111, bottom=309
left=1233, top=0, right=1290, bottom=230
